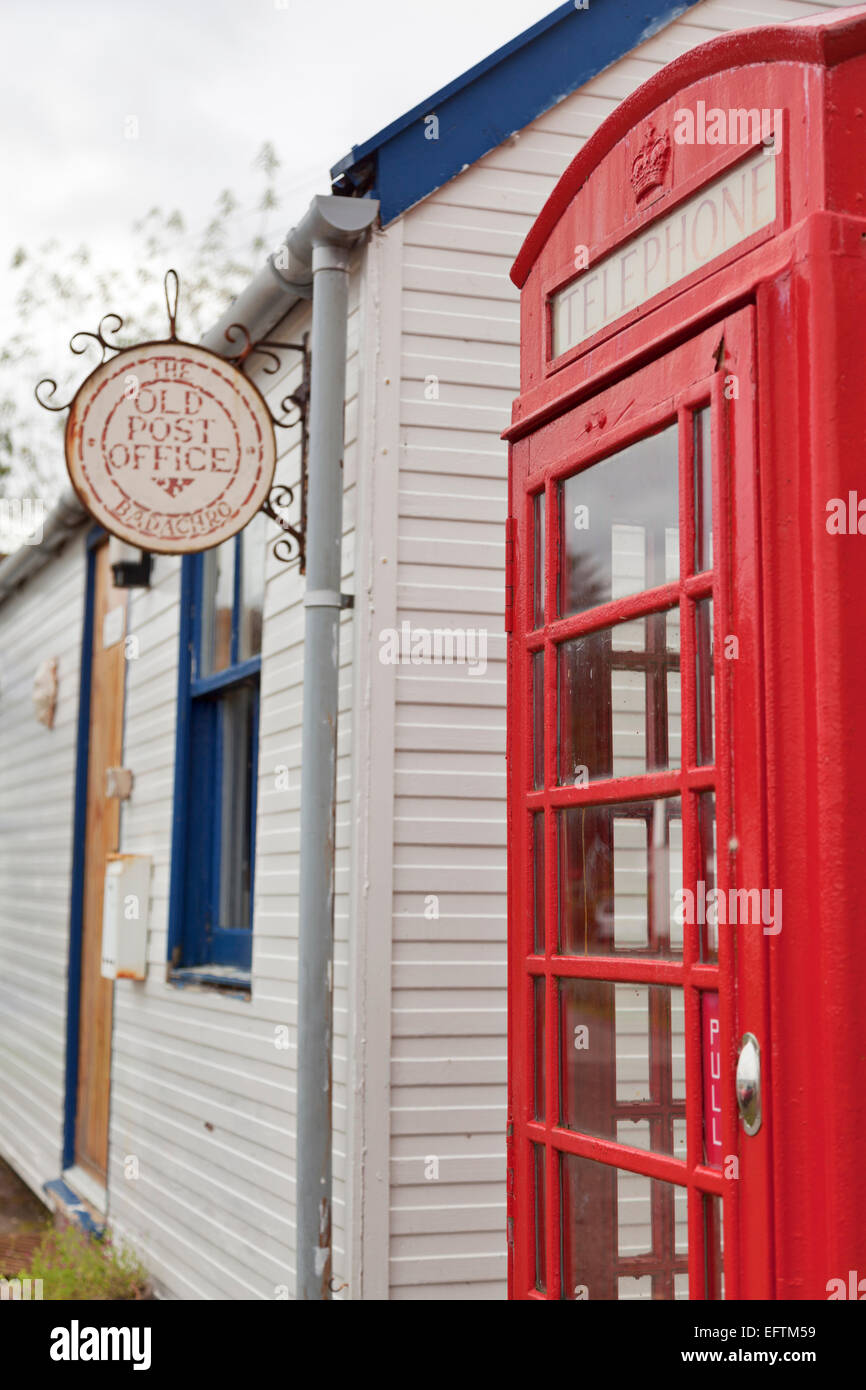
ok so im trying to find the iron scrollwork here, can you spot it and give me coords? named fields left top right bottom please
left=34, top=268, right=311, bottom=570
left=35, top=313, right=127, bottom=412
left=225, top=327, right=310, bottom=571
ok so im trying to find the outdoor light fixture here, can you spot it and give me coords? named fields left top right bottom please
left=108, top=535, right=153, bottom=589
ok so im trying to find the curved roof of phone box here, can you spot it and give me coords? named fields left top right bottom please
left=511, top=3, right=866, bottom=286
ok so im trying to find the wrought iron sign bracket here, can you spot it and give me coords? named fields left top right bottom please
left=222, top=321, right=310, bottom=573
left=35, top=269, right=311, bottom=571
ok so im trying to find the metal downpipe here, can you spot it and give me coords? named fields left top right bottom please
left=204, top=193, right=378, bottom=1300
left=295, top=240, right=350, bottom=1301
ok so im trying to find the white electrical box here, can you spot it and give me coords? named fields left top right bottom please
left=100, top=854, right=151, bottom=981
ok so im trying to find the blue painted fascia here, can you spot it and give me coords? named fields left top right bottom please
left=330, top=0, right=703, bottom=225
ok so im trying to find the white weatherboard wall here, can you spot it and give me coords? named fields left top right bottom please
left=382, top=0, right=853, bottom=1299
left=0, top=0, right=856, bottom=1304
left=108, top=268, right=363, bottom=1299
left=0, top=535, right=86, bottom=1200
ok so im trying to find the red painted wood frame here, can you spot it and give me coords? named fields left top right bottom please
left=506, top=309, right=771, bottom=1299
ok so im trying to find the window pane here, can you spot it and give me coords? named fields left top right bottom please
left=217, top=684, right=256, bottom=929
left=557, top=797, right=683, bottom=957
left=534, top=976, right=545, bottom=1121
left=239, top=511, right=267, bottom=662
left=698, top=791, right=717, bottom=962
left=694, top=408, right=713, bottom=573
left=696, top=597, right=715, bottom=765
left=533, top=491, right=545, bottom=629
left=560, top=425, right=679, bottom=617
left=560, top=1151, right=688, bottom=1300
left=558, top=612, right=680, bottom=784
left=705, top=1195, right=725, bottom=1300
left=533, top=813, right=545, bottom=954
left=532, top=651, right=544, bottom=789
left=558, top=979, right=685, bottom=1155
left=534, top=1144, right=547, bottom=1292
left=200, top=539, right=236, bottom=676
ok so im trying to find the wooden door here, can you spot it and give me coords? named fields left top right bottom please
left=75, top=542, right=127, bottom=1184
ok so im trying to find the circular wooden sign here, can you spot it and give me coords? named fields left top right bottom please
left=65, top=342, right=276, bottom=553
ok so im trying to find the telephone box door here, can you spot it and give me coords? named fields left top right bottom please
left=508, top=306, right=771, bottom=1300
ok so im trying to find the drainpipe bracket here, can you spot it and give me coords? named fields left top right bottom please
left=311, top=243, right=352, bottom=275
left=304, top=590, right=354, bottom=610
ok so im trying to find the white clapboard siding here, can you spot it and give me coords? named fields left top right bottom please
left=0, top=533, right=87, bottom=1200
left=109, top=264, right=362, bottom=1299
left=386, top=0, right=852, bottom=1299
left=0, top=0, right=856, bottom=1304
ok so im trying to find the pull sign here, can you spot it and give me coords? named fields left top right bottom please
left=701, top=992, right=723, bottom=1164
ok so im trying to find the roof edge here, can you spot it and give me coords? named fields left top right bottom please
left=331, top=1, right=704, bottom=224
left=331, top=1, right=582, bottom=178
left=0, top=487, right=88, bottom=606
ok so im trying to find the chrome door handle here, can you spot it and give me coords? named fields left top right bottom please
left=736, top=1032, right=762, bottom=1136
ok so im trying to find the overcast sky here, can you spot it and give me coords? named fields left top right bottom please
left=1, top=0, right=555, bottom=329
left=0, top=0, right=558, bottom=535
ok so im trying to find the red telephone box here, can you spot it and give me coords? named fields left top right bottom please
left=505, top=7, right=866, bottom=1300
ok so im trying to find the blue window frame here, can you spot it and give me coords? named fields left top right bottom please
left=169, top=514, right=267, bottom=978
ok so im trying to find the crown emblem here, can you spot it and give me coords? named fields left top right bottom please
left=630, top=126, right=671, bottom=201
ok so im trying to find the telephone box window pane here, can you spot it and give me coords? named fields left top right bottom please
left=698, top=791, right=718, bottom=962
left=534, top=976, right=545, bottom=1121
left=558, top=797, right=683, bottom=957
left=705, top=1195, right=725, bottom=1300
left=618, top=1275, right=653, bottom=1300
left=532, top=651, right=544, bottom=789
left=533, top=492, right=545, bottom=629
left=696, top=598, right=715, bottom=765
left=533, top=813, right=545, bottom=954
left=558, top=613, right=680, bottom=784
left=558, top=979, right=686, bottom=1156
left=666, top=605, right=680, bottom=653
left=694, top=408, right=713, bottom=573
left=533, top=1143, right=547, bottom=1292
left=560, top=425, right=679, bottom=617
left=560, top=1151, right=688, bottom=1300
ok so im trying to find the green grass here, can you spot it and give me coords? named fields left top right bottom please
left=13, top=1224, right=149, bottom=1300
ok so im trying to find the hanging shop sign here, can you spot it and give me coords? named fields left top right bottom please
left=65, top=342, right=275, bottom=553
left=36, top=271, right=310, bottom=561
